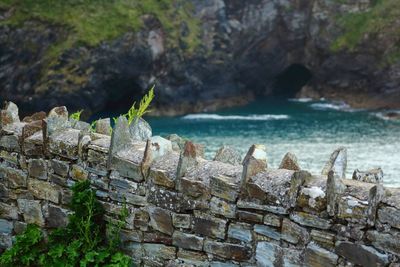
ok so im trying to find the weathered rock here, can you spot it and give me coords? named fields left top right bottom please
left=28, top=179, right=60, bottom=203
left=142, top=243, right=176, bottom=261
left=48, top=129, right=80, bottom=160
left=70, top=164, right=88, bottom=181
left=95, top=118, right=111, bottom=135
left=28, top=159, right=47, bottom=180
left=281, top=218, right=310, bottom=245
left=228, top=222, right=253, bottom=242
left=236, top=200, right=288, bottom=215
left=0, top=219, right=13, bottom=234
left=353, top=168, right=383, bottom=184
left=22, top=128, right=43, bottom=156
left=44, top=106, right=71, bottom=140
left=47, top=205, right=69, bottom=228
left=335, top=241, right=390, bottom=267
left=298, top=184, right=327, bottom=212
left=204, top=240, right=251, bottom=261
left=337, top=195, right=368, bottom=223
left=172, top=231, right=204, bottom=251
left=367, top=184, right=385, bottom=226
left=143, top=232, right=171, bottom=245
left=1, top=165, right=27, bottom=188
left=326, top=170, right=346, bottom=216
left=210, top=174, right=241, bottom=202
left=0, top=134, right=20, bottom=152
left=176, top=141, right=199, bottom=179
left=332, top=223, right=365, bottom=241
left=193, top=212, right=227, bottom=239
left=141, top=136, right=173, bottom=178
left=304, top=242, right=339, bottom=267
left=241, top=144, right=267, bottom=185
left=322, top=147, right=347, bottom=178
left=0, top=203, right=18, bottom=220
left=70, top=120, right=90, bottom=131
left=129, top=118, right=152, bottom=141
left=50, top=159, right=70, bottom=177
left=213, top=146, right=242, bottom=165
left=237, top=210, right=263, bottom=223
left=121, top=229, right=144, bottom=243
left=367, top=230, right=400, bottom=256
left=311, top=229, right=335, bottom=249
left=210, top=197, right=236, bottom=218
left=148, top=207, right=173, bottom=235
left=255, top=242, right=281, bottom=267
left=0, top=101, right=20, bottom=128
left=22, top=111, right=46, bottom=123
left=172, top=213, right=191, bottom=229
left=263, top=213, right=281, bottom=227
left=166, top=134, right=186, bottom=151
left=108, top=116, right=131, bottom=164
left=254, top=224, right=281, bottom=240
left=378, top=206, right=400, bottom=229
left=177, top=249, right=208, bottom=266
left=133, top=209, right=149, bottom=231
left=244, top=169, right=300, bottom=210
left=290, top=211, right=332, bottom=230
left=17, top=199, right=44, bottom=226
left=279, top=152, right=301, bottom=171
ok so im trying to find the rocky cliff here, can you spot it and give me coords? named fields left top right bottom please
left=0, top=0, right=399, bottom=116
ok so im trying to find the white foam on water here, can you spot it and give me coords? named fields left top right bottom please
left=182, top=114, right=290, bottom=121
left=310, top=102, right=353, bottom=111
left=373, top=110, right=400, bottom=121
left=288, top=98, right=313, bottom=103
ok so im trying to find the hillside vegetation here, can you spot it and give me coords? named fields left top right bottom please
left=332, top=0, right=400, bottom=63
left=0, top=0, right=201, bottom=56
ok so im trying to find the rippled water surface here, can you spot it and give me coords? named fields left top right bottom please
left=147, top=98, right=400, bottom=187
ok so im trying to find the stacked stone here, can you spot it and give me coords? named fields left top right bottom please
left=0, top=102, right=399, bottom=266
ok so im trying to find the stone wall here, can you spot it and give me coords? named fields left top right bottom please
left=0, top=102, right=399, bottom=266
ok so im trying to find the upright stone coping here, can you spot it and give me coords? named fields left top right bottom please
left=1, top=103, right=400, bottom=266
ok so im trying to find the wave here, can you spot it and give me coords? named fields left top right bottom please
left=288, top=98, right=313, bottom=103
left=374, top=111, right=400, bottom=121
left=310, top=102, right=353, bottom=112
left=182, top=114, right=290, bottom=121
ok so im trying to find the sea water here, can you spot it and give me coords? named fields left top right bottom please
left=147, top=98, right=400, bottom=187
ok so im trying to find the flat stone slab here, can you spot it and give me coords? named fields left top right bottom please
left=49, top=129, right=81, bottom=159
left=246, top=169, right=295, bottom=207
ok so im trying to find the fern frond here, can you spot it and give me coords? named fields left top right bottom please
left=70, top=110, right=83, bottom=121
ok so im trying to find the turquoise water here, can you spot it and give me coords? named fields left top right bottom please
left=147, top=98, right=400, bottom=187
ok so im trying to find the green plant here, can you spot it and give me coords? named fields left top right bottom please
left=124, top=85, right=155, bottom=125
left=69, top=110, right=83, bottom=121
left=331, top=0, right=400, bottom=63
left=0, top=181, right=131, bottom=267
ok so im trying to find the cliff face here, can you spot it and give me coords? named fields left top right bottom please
left=0, top=0, right=399, bottom=116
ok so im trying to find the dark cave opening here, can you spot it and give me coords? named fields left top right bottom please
left=273, top=64, right=312, bottom=97
left=102, top=77, right=144, bottom=116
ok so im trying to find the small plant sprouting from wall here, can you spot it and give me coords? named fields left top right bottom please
left=0, top=181, right=131, bottom=267
left=124, top=85, right=155, bottom=125
left=69, top=110, right=83, bottom=121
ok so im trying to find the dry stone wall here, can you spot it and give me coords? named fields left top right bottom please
left=0, top=102, right=400, bottom=267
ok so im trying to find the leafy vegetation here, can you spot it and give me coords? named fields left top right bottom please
left=0, top=0, right=201, bottom=63
left=0, top=180, right=131, bottom=267
left=69, top=110, right=83, bottom=121
left=124, top=85, right=155, bottom=125
left=332, top=0, right=400, bottom=63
